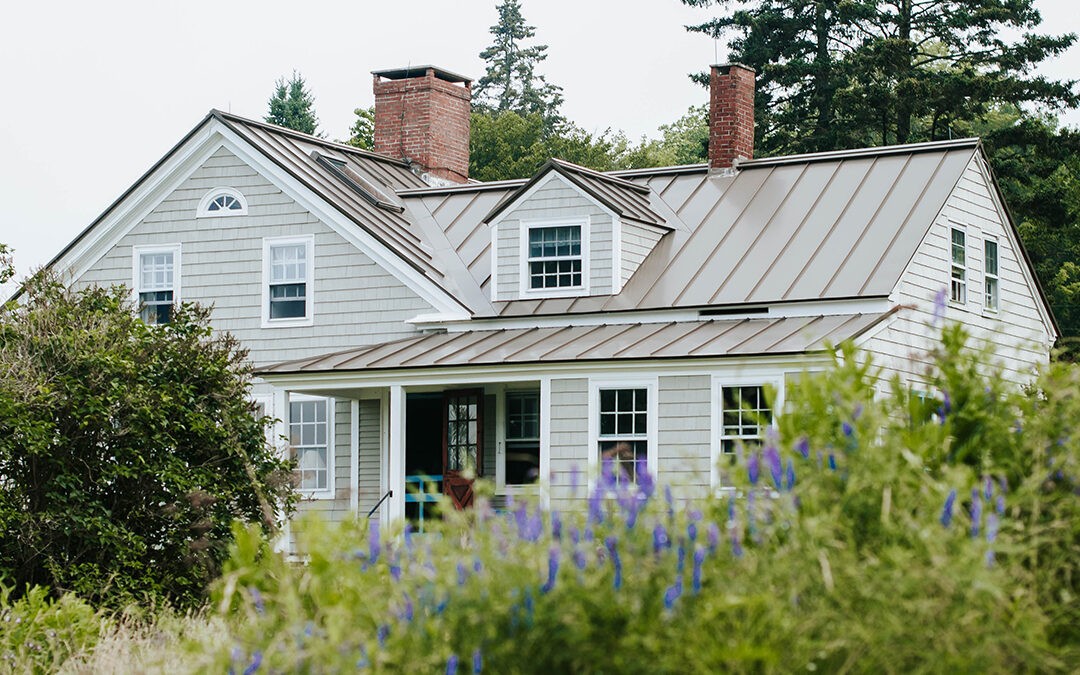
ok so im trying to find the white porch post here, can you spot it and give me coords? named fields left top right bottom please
left=387, top=384, right=406, bottom=524
left=539, top=376, right=552, bottom=509
left=349, top=399, right=359, bottom=515
left=273, top=388, right=290, bottom=553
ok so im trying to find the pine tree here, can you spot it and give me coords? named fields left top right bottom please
left=345, top=106, right=375, bottom=150
left=265, top=71, right=320, bottom=136
left=474, top=0, right=565, bottom=132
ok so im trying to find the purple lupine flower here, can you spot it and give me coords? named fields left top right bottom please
left=377, top=624, right=389, bottom=647
left=653, top=523, right=669, bottom=555
left=852, top=403, right=864, bottom=421
left=401, top=592, right=414, bottom=622
left=570, top=465, right=581, bottom=496
left=677, top=543, right=686, bottom=573
left=692, top=546, right=706, bottom=594
left=514, top=501, right=529, bottom=539
left=357, top=647, right=369, bottom=669
left=403, top=522, right=414, bottom=552
left=707, top=523, right=720, bottom=553
left=999, top=476, right=1008, bottom=495
left=248, top=587, right=264, bottom=614
left=937, top=392, right=951, bottom=423
left=985, top=549, right=996, bottom=567
left=664, top=579, right=682, bottom=610
left=940, top=489, right=957, bottom=527
left=435, top=597, right=448, bottom=615
left=932, top=287, right=948, bottom=324
left=242, top=651, right=262, bottom=675
left=473, top=558, right=483, bottom=574
left=606, top=536, right=623, bottom=590
left=784, top=458, right=796, bottom=491
left=996, top=495, right=1006, bottom=515
left=688, top=521, right=698, bottom=542
left=727, top=494, right=736, bottom=524
left=523, top=591, right=535, bottom=623
left=984, top=476, right=994, bottom=501
left=585, top=526, right=595, bottom=542
left=588, top=489, right=604, bottom=525
left=570, top=526, right=580, bottom=545
left=795, top=436, right=810, bottom=459
left=747, top=451, right=761, bottom=485
left=552, top=511, right=563, bottom=540
left=689, top=508, right=703, bottom=522
left=446, top=654, right=459, bottom=675
left=573, top=547, right=587, bottom=570
left=541, top=545, right=560, bottom=594
left=731, top=527, right=743, bottom=558
left=764, top=445, right=782, bottom=489
left=970, top=488, right=983, bottom=538
left=390, top=563, right=402, bottom=582
left=473, top=649, right=483, bottom=674
left=827, top=453, right=837, bottom=472
left=625, top=497, right=641, bottom=531
left=664, top=485, right=675, bottom=521
left=636, top=459, right=656, bottom=499
left=842, top=421, right=854, bottom=438
left=369, top=520, right=381, bottom=565
left=986, top=512, right=1000, bottom=544
left=600, top=457, right=616, bottom=490
left=457, top=562, right=468, bottom=587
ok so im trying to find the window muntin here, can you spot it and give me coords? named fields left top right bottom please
left=505, top=390, right=540, bottom=485
left=528, top=225, right=582, bottom=290
left=598, top=388, right=648, bottom=484
left=950, top=226, right=967, bottom=304
left=984, top=238, right=999, bottom=311
left=133, top=246, right=179, bottom=325
left=717, top=385, right=773, bottom=488
left=290, top=398, right=328, bottom=491
left=196, top=187, right=248, bottom=218
left=263, top=237, right=313, bottom=324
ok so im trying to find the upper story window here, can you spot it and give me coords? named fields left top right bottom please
left=262, top=235, right=315, bottom=327
left=520, top=219, right=588, bottom=296
left=950, top=226, right=967, bottom=304
left=197, top=187, right=248, bottom=218
left=132, top=244, right=180, bottom=325
left=984, top=237, right=999, bottom=312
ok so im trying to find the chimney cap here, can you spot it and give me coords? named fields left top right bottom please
left=711, top=63, right=756, bottom=75
left=371, top=65, right=472, bottom=85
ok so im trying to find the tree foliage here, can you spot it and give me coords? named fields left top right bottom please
left=265, top=71, right=320, bottom=136
left=0, top=275, right=295, bottom=608
left=345, top=106, right=375, bottom=151
left=473, top=0, right=565, bottom=132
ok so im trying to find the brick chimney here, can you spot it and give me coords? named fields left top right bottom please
left=709, top=63, right=755, bottom=171
left=372, top=65, right=472, bottom=185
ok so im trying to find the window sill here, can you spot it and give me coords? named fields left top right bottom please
left=297, top=488, right=335, bottom=501
left=261, top=316, right=315, bottom=329
left=520, top=286, right=590, bottom=300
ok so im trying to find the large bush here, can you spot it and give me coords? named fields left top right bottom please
left=0, top=275, right=295, bottom=608
left=193, top=325, right=1077, bottom=673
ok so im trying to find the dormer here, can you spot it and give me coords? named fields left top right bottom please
left=485, top=159, right=670, bottom=302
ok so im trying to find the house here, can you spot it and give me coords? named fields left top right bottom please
left=44, top=63, right=1058, bottom=532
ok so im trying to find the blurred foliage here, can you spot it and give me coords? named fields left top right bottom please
left=0, top=584, right=103, bottom=673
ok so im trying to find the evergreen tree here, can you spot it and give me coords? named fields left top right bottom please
left=345, top=106, right=375, bottom=150
left=473, top=0, right=565, bottom=132
left=265, top=71, right=320, bottom=136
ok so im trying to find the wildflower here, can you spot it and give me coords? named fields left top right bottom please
left=664, top=579, right=683, bottom=610
left=688, top=521, right=698, bottom=542
left=677, top=543, right=686, bottom=573
left=731, top=528, right=744, bottom=558
left=552, top=511, right=563, bottom=540
left=689, top=508, right=703, bottom=522
left=377, top=624, right=389, bottom=648
left=541, top=546, right=560, bottom=594
left=785, top=458, right=796, bottom=491
left=457, top=562, right=467, bottom=587
left=403, top=522, right=414, bottom=551
left=369, top=520, right=381, bottom=565
left=795, top=436, right=810, bottom=459
left=653, top=524, right=669, bottom=555
left=473, top=649, right=483, bottom=674
left=243, top=650, right=262, bottom=675
left=727, top=494, right=736, bottom=524
left=984, top=476, right=994, bottom=501
left=764, top=445, right=782, bottom=489
left=390, top=563, right=402, bottom=582
left=986, top=512, right=999, bottom=544
left=842, top=421, right=854, bottom=438
left=940, top=489, right=957, bottom=527
left=588, top=489, right=604, bottom=525
left=852, top=403, right=863, bottom=420
left=827, top=453, right=837, bottom=472
left=747, top=451, right=761, bottom=485
left=473, top=558, right=483, bottom=574
left=692, top=547, right=706, bottom=592
left=999, top=476, right=1008, bottom=495
left=569, top=526, right=580, bottom=545
left=937, top=392, right=951, bottom=423
left=573, top=547, right=587, bottom=570
left=401, top=593, right=414, bottom=622
left=636, top=459, right=656, bottom=499
left=570, top=465, right=581, bottom=496
left=600, top=457, right=616, bottom=490
left=665, top=485, right=675, bottom=521
left=996, top=495, right=1005, bottom=515
left=248, top=587, right=264, bottom=614
left=707, top=523, right=719, bottom=553
left=970, top=488, right=983, bottom=538
left=932, top=287, right=947, bottom=324
left=446, top=654, right=459, bottom=675
left=606, top=536, right=623, bottom=590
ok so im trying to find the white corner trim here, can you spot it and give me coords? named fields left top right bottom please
left=130, top=243, right=182, bottom=309
left=196, top=186, right=248, bottom=218
left=611, top=215, right=623, bottom=293
left=350, top=399, right=360, bottom=513
left=261, top=234, right=316, bottom=329
left=539, top=376, right=552, bottom=509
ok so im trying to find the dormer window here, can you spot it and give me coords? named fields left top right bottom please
left=521, top=219, right=589, bottom=296
left=197, top=187, right=248, bottom=218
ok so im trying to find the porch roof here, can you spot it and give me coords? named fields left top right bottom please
left=257, top=311, right=895, bottom=376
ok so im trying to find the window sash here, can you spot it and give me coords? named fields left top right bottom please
left=270, top=244, right=307, bottom=283
left=950, top=227, right=967, bottom=304
left=719, top=385, right=771, bottom=455
left=291, top=400, right=328, bottom=491
left=527, top=225, right=583, bottom=289
left=139, top=252, right=174, bottom=291
left=597, top=388, right=648, bottom=484
left=984, top=239, right=999, bottom=310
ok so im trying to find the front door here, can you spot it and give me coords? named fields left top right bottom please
left=443, top=389, right=483, bottom=509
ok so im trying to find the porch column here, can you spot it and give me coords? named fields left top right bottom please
left=349, top=399, right=360, bottom=514
left=539, top=377, right=552, bottom=509
left=387, top=384, right=406, bottom=524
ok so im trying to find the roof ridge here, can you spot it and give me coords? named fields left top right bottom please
left=549, top=158, right=650, bottom=194
left=739, top=137, right=980, bottom=169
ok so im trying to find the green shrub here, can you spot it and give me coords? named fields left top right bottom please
left=0, top=584, right=103, bottom=673
left=186, top=324, right=1078, bottom=672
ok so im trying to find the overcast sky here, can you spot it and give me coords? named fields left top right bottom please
left=2, top=0, right=1079, bottom=294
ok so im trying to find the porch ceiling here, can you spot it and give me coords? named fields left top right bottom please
left=256, top=310, right=895, bottom=376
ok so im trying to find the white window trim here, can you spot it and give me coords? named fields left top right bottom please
left=587, top=377, right=659, bottom=488
left=262, top=234, right=316, bottom=328
left=519, top=217, right=591, bottom=299
left=196, top=186, right=248, bottom=218
left=710, top=375, right=784, bottom=494
left=131, top=243, right=182, bottom=319
left=983, top=235, right=1000, bottom=314
left=494, top=384, right=544, bottom=495
left=288, top=393, right=335, bottom=500
left=949, top=224, right=968, bottom=306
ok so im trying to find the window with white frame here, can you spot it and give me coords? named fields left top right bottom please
left=717, top=385, right=772, bottom=487
left=196, top=187, right=248, bottom=217
left=290, top=397, right=329, bottom=492
left=950, top=226, right=967, bottom=304
left=526, top=223, right=583, bottom=290
left=133, top=245, right=180, bottom=325
left=505, top=390, right=541, bottom=485
left=597, top=388, right=648, bottom=484
left=263, top=236, right=314, bottom=325
left=984, top=237, right=999, bottom=311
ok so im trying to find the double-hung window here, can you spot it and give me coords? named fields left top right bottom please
left=597, top=388, right=649, bottom=484
left=950, top=226, right=967, bottom=304
left=290, top=397, right=330, bottom=492
left=263, top=236, right=314, bottom=326
left=133, top=245, right=180, bottom=325
left=505, top=390, right=541, bottom=485
left=984, top=238, right=999, bottom=311
left=716, top=384, right=773, bottom=489
left=527, top=223, right=583, bottom=290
